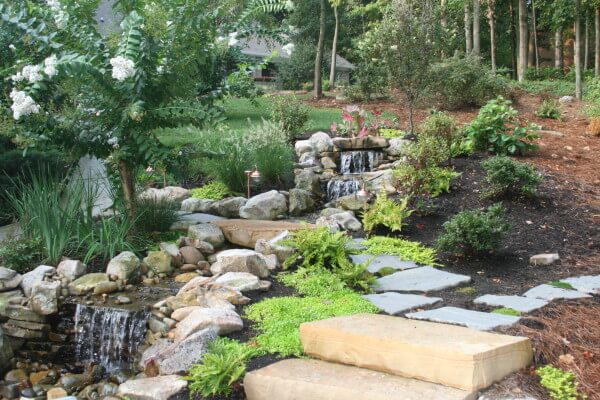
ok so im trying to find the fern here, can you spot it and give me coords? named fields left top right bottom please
left=238, top=0, right=293, bottom=25
left=0, top=4, right=62, bottom=51
left=118, top=11, right=144, bottom=61
left=362, top=192, right=413, bottom=233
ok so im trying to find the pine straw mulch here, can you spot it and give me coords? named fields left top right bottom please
left=498, top=298, right=600, bottom=400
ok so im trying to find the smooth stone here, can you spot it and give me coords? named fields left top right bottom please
left=0, top=268, right=22, bottom=292
left=406, top=307, right=520, bottom=331
left=523, top=284, right=591, bottom=301
left=93, top=281, right=119, bottom=295
left=21, top=266, right=55, bottom=297
left=335, top=195, right=370, bottom=212
left=117, top=375, right=188, bottom=400
left=30, top=281, right=60, bottom=315
left=213, top=272, right=261, bottom=292
left=529, top=253, right=560, bottom=266
left=106, top=252, right=141, bottom=282
left=46, top=387, right=69, bottom=399
left=345, top=238, right=367, bottom=251
left=139, top=186, right=190, bottom=204
left=294, top=139, right=314, bottom=156
left=474, top=295, right=548, bottom=313
left=210, top=249, right=270, bottom=278
left=239, top=191, right=288, bottom=221
left=316, top=212, right=362, bottom=232
left=213, top=219, right=310, bottom=248
left=180, top=198, right=215, bottom=213
left=187, top=224, right=225, bottom=248
left=171, top=306, right=201, bottom=322
left=179, top=246, right=204, bottom=265
left=210, top=197, right=247, bottom=218
left=254, top=234, right=294, bottom=265
left=374, top=267, right=472, bottom=293
left=363, top=293, right=442, bottom=315
left=173, top=308, right=243, bottom=342
left=350, top=254, right=419, bottom=274
left=170, top=212, right=225, bottom=231
left=144, top=251, right=173, bottom=275
left=309, top=131, right=334, bottom=152
left=68, top=273, right=110, bottom=295
left=560, top=275, right=600, bottom=294
left=159, top=242, right=183, bottom=267
left=56, top=260, right=86, bottom=281
left=174, top=272, right=199, bottom=283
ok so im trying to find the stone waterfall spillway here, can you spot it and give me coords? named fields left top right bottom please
left=327, top=179, right=361, bottom=201
left=73, top=304, right=149, bottom=373
left=327, top=150, right=383, bottom=201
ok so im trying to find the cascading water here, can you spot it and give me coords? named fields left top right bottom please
left=327, top=178, right=361, bottom=201
left=339, top=151, right=383, bottom=174
left=73, top=304, right=149, bottom=373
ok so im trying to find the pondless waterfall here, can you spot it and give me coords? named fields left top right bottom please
left=327, top=179, right=361, bottom=201
left=74, top=304, right=149, bottom=373
left=339, top=150, right=383, bottom=174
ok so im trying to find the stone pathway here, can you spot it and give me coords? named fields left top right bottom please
left=406, top=307, right=521, bottom=331
left=374, top=266, right=471, bottom=293
left=350, top=254, right=419, bottom=274
left=363, top=293, right=442, bottom=315
left=474, top=295, right=548, bottom=313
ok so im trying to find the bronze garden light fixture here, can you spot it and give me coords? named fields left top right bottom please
left=245, top=166, right=261, bottom=198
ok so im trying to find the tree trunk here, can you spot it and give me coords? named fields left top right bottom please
left=518, top=0, right=527, bottom=82
left=585, top=10, right=590, bottom=70
left=487, top=0, right=496, bottom=73
left=313, top=0, right=326, bottom=99
left=118, top=159, right=136, bottom=224
left=441, top=0, right=448, bottom=57
left=596, top=8, right=600, bottom=77
left=575, top=0, right=583, bottom=100
left=528, top=31, right=534, bottom=68
left=329, top=6, right=339, bottom=89
left=472, top=0, right=480, bottom=56
left=464, top=1, right=472, bottom=54
left=510, top=0, right=518, bottom=79
left=555, top=29, right=564, bottom=70
left=532, top=0, right=539, bottom=71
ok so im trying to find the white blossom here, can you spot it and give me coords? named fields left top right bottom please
left=46, top=0, right=68, bottom=29
left=107, top=136, right=119, bottom=149
left=390, top=45, right=398, bottom=51
left=8, top=44, right=16, bottom=51
left=43, top=55, right=58, bottom=77
left=10, top=89, right=40, bottom=120
left=228, top=32, right=239, bottom=46
left=12, top=65, right=43, bottom=83
left=110, top=56, right=136, bottom=81
left=282, top=43, right=295, bottom=56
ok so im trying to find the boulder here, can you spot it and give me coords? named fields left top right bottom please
left=320, top=156, right=337, bottom=170
left=188, top=224, right=225, bottom=248
left=298, top=152, right=318, bottom=167
left=139, top=186, right=190, bottom=204
left=93, top=281, right=119, bottom=295
left=240, top=191, right=287, bottom=220
left=143, top=251, right=173, bottom=275
left=294, top=140, right=314, bottom=156
left=179, top=246, right=204, bottom=265
left=317, top=212, right=362, bottom=232
left=0, top=268, right=22, bottom=293
left=159, top=243, right=183, bottom=267
left=171, top=306, right=201, bottom=322
left=174, top=272, right=199, bottom=283
left=294, top=169, right=322, bottom=195
left=30, top=281, right=60, bottom=315
left=177, top=276, right=213, bottom=295
left=68, top=273, right=110, bottom=295
left=56, top=260, right=86, bottom=281
left=288, top=189, right=315, bottom=216
left=180, top=198, right=215, bottom=213
left=335, top=194, right=370, bottom=212
left=118, top=374, right=189, bottom=400
left=214, top=272, right=261, bottom=292
left=385, top=138, right=410, bottom=157
left=529, top=253, right=560, bottom=266
left=363, top=170, right=398, bottom=194
left=309, top=132, right=334, bottom=153
left=210, top=249, right=271, bottom=278
left=213, top=219, right=309, bottom=248
left=173, top=308, right=243, bottom=342
left=254, top=232, right=295, bottom=265
left=169, top=213, right=225, bottom=231
left=106, top=252, right=141, bottom=282
left=178, top=237, right=215, bottom=255
left=21, top=265, right=55, bottom=297
left=211, top=197, right=247, bottom=218
left=559, top=95, right=574, bottom=103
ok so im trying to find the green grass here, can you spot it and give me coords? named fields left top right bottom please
left=516, top=80, right=575, bottom=97
left=549, top=281, right=575, bottom=290
left=491, top=307, right=521, bottom=316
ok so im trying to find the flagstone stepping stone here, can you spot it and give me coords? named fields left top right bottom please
left=345, top=238, right=367, bottom=251
left=560, top=275, right=600, bottom=294
left=351, top=254, right=419, bottom=274
left=374, top=267, right=471, bottom=293
left=523, top=284, right=591, bottom=301
left=406, top=307, right=520, bottom=331
left=474, top=295, right=548, bottom=313
left=363, top=292, right=442, bottom=314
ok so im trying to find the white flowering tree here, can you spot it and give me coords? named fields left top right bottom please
left=1, top=0, right=289, bottom=220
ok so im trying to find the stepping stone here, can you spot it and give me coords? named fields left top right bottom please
left=351, top=254, right=419, bottom=274
left=345, top=238, right=367, bottom=251
left=560, top=275, right=600, bottom=294
left=474, top=295, right=548, bottom=313
left=212, top=219, right=314, bottom=248
left=523, top=284, right=591, bottom=301
left=300, top=314, right=532, bottom=392
left=374, top=267, right=471, bottom=293
left=363, top=293, right=442, bottom=315
left=244, top=359, right=475, bottom=400
left=405, top=307, right=520, bottom=331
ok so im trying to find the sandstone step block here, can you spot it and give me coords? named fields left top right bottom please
left=300, top=314, right=532, bottom=392
left=244, top=359, right=476, bottom=400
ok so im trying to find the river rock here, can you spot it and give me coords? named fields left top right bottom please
left=21, top=265, right=55, bottom=297
left=385, top=137, right=409, bottom=157
left=336, top=194, right=370, bottom=211
left=139, top=186, right=190, bottom=204
left=93, top=281, right=119, bottom=295
left=199, top=285, right=250, bottom=306
left=294, top=169, right=321, bottom=194
left=210, top=249, right=270, bottom=278
left=30, top=281, right=60, bottom=315
left=0, top=268, right=22, bottom=292
left=106, top=252, right=141, bottom=282
left=0, top=328, right=13, bottom=375
left=177, top=276, right=212, bottom=295
left=181, top=198, right=215, bottom=213
left=57, top=259, right=86, bottom=281
left=211, top=197, right=247, bottom=218
left=295, top=140, right=314, bottom=156
left=188, top=224, right=225, bottom=247
left=317, top=211, right=362, bottom=232
left=179, top=246, right=204, bottom=265
left=309, top=132, right=333, bottom=153
left=169, top=213, right=225, bottom=231
left=214, top=272, right=261, bottom=292
left=45, top=387, right=68, bottom=399
left=363, top=170, right=398, bottom=194
left=254, top=233, right=294, bottom=265
left=320, top=156, right=337, bottom=170
left=144, top=251, right=173, bottom=275
left=239, top=191, right=287, bottom=220
left=174, top=272, right=199, bottom=283
left=171, top=306, right=201, bottom=322
left=118, top=374, right=188, bottom=400
left=159, top=243, right=183, bottom=267
left=288, top=189, right=315, bottom=216
left=69, top=273, right=110, bottom=295
left=174, top=308, right=243, bottom=341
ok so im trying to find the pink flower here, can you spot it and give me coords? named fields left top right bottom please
left=342, top=112, right=353, bottom=122
left=373, top=110, right=382, bottom=117
left=358, top=126, right=368, bottom=137
left=344, top=104, right=360, bottom=114
left=330, top=122, right=337, bottom=132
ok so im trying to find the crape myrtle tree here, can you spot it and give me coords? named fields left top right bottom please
left=1, top=0, right=289, bottom=221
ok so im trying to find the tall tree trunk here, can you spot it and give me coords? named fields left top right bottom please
left=487, top=0, right=497, bottom=73
left=464, top=1, right=473, bottom=54
left=314, top=0, right=326, bottom=99
left=118, top=160, right=136, bottom=224
left=441, top=0, right=448, bottom=57
left=510, top=0, right=518, bottom=79
left=532, top=0, right=539, bottom=71
left=575, top=0, right=583, bottom=100
left=585, top=10, right=590, bottom=70
left=596, top=8, right=600, bottom=77
left=472, top=0, right=480, bottom=56
left=518, top=0, right=527, bottom=81
left=528, top=31, right=535, bottom=67
left=329, top=6, right=339, bottom=89
left=555, top=29, right=564, bottom=70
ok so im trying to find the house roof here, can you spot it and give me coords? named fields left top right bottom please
left=236, top=36, right=355, bottom=71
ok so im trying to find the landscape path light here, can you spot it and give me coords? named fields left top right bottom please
left=245, top=166, right=261, bottom=198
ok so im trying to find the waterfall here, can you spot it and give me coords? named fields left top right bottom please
left=73, top=304, right=149, bottom=373
left=339, top=151, right=383, bottom=174
left=327, top=179, right=361, bottom=201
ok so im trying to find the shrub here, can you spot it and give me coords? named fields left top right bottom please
left=429, top=55, right=511, bottom=109
left=537, top=365, right=585, bottom=400
left=80, top=216, right=137, bottom=263
left=276, top=43, right=330, bottom=90
left=466, top=96, right=540, bottom=155
left=341, top=62, right=389, bottom=102
left=395, top=165, right=461, bottom=198
left=420, top=111, right=464, bottom=157
left=190, top=181, right=230, bottom=200
left=379, top=129, right=406, bottom=138
left=362, top=236, right=440, bottom=266
left=0, top=237, right=43, bottom=273
left=185, top=338, right=262, bottom=397
left=437, top=203, right=512, bottom=256
left=482, top=156, right=542, bottom=198
left=362, top=193, right=412, bottom=233
left=269, top=96, right=310, bottom=139
left=133, top=197, right=180, bottom=234
left=401, top=134, right=451, bottom=170
left=278, top=268, right=348, bottom=297
left=536, top=99, right=562, bottom=120
left=525, top=66, right=564, bottom=81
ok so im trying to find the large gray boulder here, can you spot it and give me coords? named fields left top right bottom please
left=384, top=138, right=410, bottom=157
left=187, top=224, right=225, bottom=247
left=139, top=186, right=190, bottom=204
left=239, top=191, right=287, bottom=220
left=294, top=140, right=314, bottom=157
left=30, top=281, right=60, bottom=315
left=214, top=272, right=261, bottom=292
left=106, top=252, right=141, bottom=282
left=180, top=198, right=215, bottom=213
left=173, top=308, right=243, bottom=341
left=210, top=249, right=270, bottom=278
left=21, top=265, right=55, bottom=297
left=0, top=268, right=22, bottom=293
left=294, top=169, right=322, bottom=195
left=118, top=374, right=189, bottom=400
left=309, top=132, right=334, bottom=153
left=254, top=232, right=294, bottom=265
left=210, top=197, right=247, bottom=218
left=288, top=189, right=315, bottom=216
left=56, top=259, right=86, bottom=281
left=317, top=211, right=362, bottom=232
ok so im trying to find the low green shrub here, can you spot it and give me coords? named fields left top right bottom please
left=269, top=96, right=310, bottom=139
left=362, top=193, right=412, bottom=233
left=537, top=365, right=586, bottom=400
left=379, top=129, right=406, bottom=138
left=190, top=181, right=231, bottom=200
left=536, top=99, right=562, bottom=120
left=402, top=134, right=451, bottom=168
left=482, top=156, right=542, bottom=198
left=185, top=338, right=263, bottom=397
left=362, top=236, right=440, bottom=266
left=436, top=203, right=512, bottom=256
left=420, top=111, right=465, bottom=157
left=525, top=66, right=565, bottom=81
left=0, top=237, right=43, bottom=273
left=133, top=197, right=180, bottom=234
left=278, top=268, right=348, bottom=297
left=395, top=165, right=461, bottom=199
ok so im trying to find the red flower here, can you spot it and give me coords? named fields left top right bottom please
left=342, top=112, right=353, bottom=122
left=373, top=110, right=382, bottom=117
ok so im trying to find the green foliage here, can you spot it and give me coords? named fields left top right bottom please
left=549, top=281, right=576, bottom=290
left=190, top=181, right=231, bottom=201
left=437, top=203, right=512, bottom=256
left=455, top=286, right=477, bottom=296
left=133, top=197, right=180, bottom=234
left=341, top=62, right=389, bottom=102
left=537, top=365, right=586, bottom=400
left=362, top=236, right=440, bottom=266
left=269, top=96, right=310, bottom=139
left=492, top=307, right=521, bottom=316
left=395, top=165, right=461, bottom=199
left=429, top=55, right=511, bottom=110
left=536, top=99, right=562, bottom=120
left=379, top=129, right=405, bottom=139
left=525, top=67, right=565, bottom=81
left=420, top=111, right=465, bottom=157
left=278, top=268, right=348, bottom=297
left=482, top=156, right=542, bottom=198
left=466, top=97, right=540, bottom=156
left=276, top=42, right=331, bottom=90
left=362, top=193, right=413, bottom=233
left=0, top=237, right=43, bottom=273
left=80, top=216, right=137, bottom=264
left=185, top=338, right=263, bottom=397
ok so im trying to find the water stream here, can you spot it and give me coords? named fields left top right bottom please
left=327, top=179, right=361, bottom=201
left=339, top=151, right=383, bottom=174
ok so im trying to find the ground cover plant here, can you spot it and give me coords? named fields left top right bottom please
left=190, top=181, right=232, bottom=201
left=362, top=192, right=412, bottom=233
left=361, top=236, right=440, bottom=266
left=536, top=99, right=562, bottom=120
